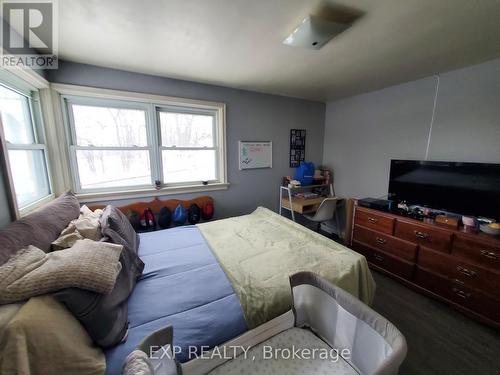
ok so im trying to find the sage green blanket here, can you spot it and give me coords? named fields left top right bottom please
left=197, top=207, right=376, bottom=328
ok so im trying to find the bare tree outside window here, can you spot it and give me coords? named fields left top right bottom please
left=65, top=95, right=224, bottom=193
left=159, top=111, right=217, bottom=183
left=71, top=104, right=150, bottom=189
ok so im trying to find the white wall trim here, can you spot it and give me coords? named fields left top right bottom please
left=51, top=83, right=225, bottom=109
left=39, top=87, right=72, bottom=195
left=19, top=193, right=55, bottom=217
left=76, top=183, right=230, bottom=203
left=0, top=50, right=49, bottom=90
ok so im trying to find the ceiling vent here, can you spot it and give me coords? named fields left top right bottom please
left=283, top=15, right=350, bottom=50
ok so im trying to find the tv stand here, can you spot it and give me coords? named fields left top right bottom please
left=350, top=201, right=500, bottom=328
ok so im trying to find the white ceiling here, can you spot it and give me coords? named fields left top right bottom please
left=58, top=0, right=500, bottom=102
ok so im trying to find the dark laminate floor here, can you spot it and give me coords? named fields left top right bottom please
left=371, top=271, right=500, bottom=375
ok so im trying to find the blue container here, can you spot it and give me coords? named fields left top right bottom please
left=294, top=161, right=315, bottom=186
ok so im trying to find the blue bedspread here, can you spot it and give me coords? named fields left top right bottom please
left=105, top=226, right=247, bottom=375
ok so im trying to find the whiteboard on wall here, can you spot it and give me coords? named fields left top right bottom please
left=239, top=141, right=272, bottom=170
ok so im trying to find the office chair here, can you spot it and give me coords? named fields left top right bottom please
left=303, top=197, right=340, bottom=232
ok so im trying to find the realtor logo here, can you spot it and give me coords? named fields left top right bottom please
left=1, top=0, right=58, bottom=69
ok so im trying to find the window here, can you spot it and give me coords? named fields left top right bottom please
left=0, top=83, right=52, bottom=211
left=61, top=89, right=226, bottom=195
left=158, top=107, right=218, bottom=184
left=66, top=99, right=152, bottom=191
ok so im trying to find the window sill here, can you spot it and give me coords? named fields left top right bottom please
left=19, top=194, right=55, bottom=217
left=75, top=183, right=230, bottom=203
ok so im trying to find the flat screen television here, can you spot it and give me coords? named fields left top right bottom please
left=388, top=160, right=500, bottom=220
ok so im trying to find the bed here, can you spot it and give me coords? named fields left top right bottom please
left=105, top=207, right=375, bottom=375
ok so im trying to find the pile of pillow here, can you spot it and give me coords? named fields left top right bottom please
left=55, top=201, right=144, bottom=347
left=0, top=192, right=145, bottom=369
left=51, top=205, right=103, bottom=250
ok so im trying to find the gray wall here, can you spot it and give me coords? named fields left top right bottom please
left=323, top=58, right=500, bottom=199
left=47, top=62, right=325, bottom=218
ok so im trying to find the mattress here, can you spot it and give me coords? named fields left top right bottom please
left=104, top=226, right=247, bottom=375
left=198, top=207, right=376, bottom=328
left=106, top=208, right=375, bottom=374
left=207, top=327, right=358, bottom=375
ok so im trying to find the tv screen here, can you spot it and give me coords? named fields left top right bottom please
left=388, top=160, right=500, bottom=220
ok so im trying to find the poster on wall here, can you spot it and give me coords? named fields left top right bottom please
left=289, top=129, right=306, bottom=167
left=239, top=141, right=272, bottom=170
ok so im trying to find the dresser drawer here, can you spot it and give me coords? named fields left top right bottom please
left=353, top=225, right=417, bottom=262
left=452, top=234, right=500, bottom=270
left=354, top=208, right=395, bottom=235
left=395, top=220, right=452, bottom=252
left=414, top=267, right=453, bottom=299
left=418, top=246, right=500, bottom=299
left=415, top=267, right=500, bottom=323
left=353, top=240, right=414, bottom=280
left=449, top=282, right=500, bottom=323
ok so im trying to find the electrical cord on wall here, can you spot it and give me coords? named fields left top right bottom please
left=425, top=75, right=440, bottom=160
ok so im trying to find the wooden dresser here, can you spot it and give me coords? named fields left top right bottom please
left=350, top=204, right=500, bottom=328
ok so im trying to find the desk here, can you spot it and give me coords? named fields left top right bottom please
left=279, top=183, right=335, bottom=222
left=280, top=197, right=324, bottom=214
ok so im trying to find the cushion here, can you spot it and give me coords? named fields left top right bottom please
left=54, top=206, right=145, bottom=349
left=0, top=302, right=23, bottom=343
left=101, top=205, right=140, bottom=256
left=123, top=350, right=155, bottom=375
left=0, top=295, right=105, bottom=375
left=52, top=205, right=103, bottom=251
left=0, top=192, right=80, bottom=266
left=75, top=206, right=103, bottom=240
left=0, top=239, right=123, bottom=304
left=100, top=205, right=144, bottom=278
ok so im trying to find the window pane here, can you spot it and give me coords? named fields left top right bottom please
left=159, top=111, right=214, bottom=147
left=76, top=150, right=151, bottom=190
left=72, top=104, right=147, bottom=147
left=0, top=85, right=34, bottom=144
left=8, top=149, right=50, bottom=208
left=162, top=149, right=216, bottom=183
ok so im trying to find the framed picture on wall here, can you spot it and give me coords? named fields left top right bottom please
left=289, top=129, right=306, bottom=167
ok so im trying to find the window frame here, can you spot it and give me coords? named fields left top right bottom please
left=63, top=96, right=155, bottom=194
left=156, top=105, right=221, bottom=187
left=55, top=84, right=228, bottom=200
left=0, top=78, right=54, bottom=216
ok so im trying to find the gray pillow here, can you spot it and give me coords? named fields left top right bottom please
left=54, top=283, right=129, bottom=348
left=0, top=192, right=80, bottom=266
left=54, top=205, right=144, bottom=348
left=0, top=240, right=122, bottom=304
left=100, top=205, right=141, bottom=256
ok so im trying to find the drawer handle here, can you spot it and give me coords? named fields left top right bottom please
left=480, top=250, right=497, bottom=259
left=452, top=288, right=471, bottom=300
left=374, top=254, right=384, bottom=262
left=456, top=266, right=476, bottom=277
left=414, top=230, right=428, bottom=239
left=375, top=237, right=387, bottom=245
left=368, top=217, right=378, bottom=223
